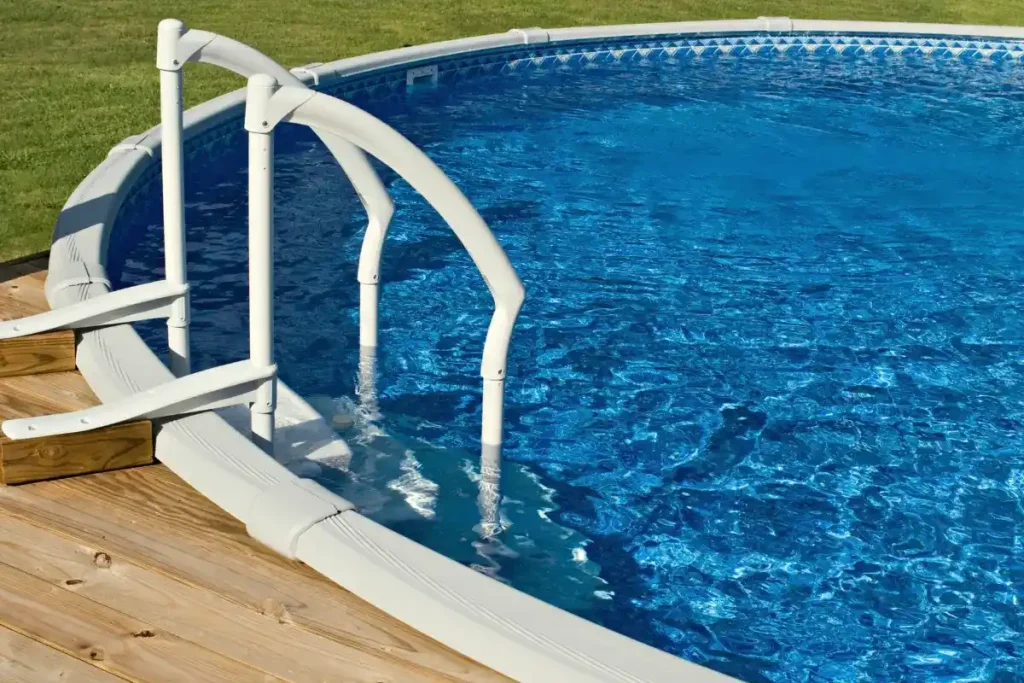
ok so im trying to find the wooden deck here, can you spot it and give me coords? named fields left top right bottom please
left=0, top=255, right=508, bottom=682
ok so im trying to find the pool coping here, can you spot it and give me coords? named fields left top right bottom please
left=45, top=17, right=1023, bottom=683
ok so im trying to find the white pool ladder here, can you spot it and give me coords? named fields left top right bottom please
left=0, top=19, right=523, bottom=466
left=244, top=73, right=524, bottom=457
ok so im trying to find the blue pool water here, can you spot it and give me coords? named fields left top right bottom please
left=114, top=48, right=1024, bottom=681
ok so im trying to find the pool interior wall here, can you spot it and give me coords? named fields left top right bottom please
left=110, top=31, right=1024, bottom=683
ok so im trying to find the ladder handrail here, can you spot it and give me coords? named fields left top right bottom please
left=145, top=18, right=397, bottom=452
left=245, top=75, right=524, bottom=460
left=2, top=26, right=520, bottom=470
left=157, top=18, right=395, bottom=358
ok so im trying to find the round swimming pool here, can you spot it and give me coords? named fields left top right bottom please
left=112, top=35, right=1024, bottom=682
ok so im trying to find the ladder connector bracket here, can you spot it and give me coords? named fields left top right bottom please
left=250, top=378, right=277, bottom=413
left=157, top=20, right=217, bottom=71
left=290, top=63, right=323, bottom=86
left=508, top=27, right=550, bottom=44
left=244, top=76, right=315, bottom=133
left=109, top=133, right=156, bottom=158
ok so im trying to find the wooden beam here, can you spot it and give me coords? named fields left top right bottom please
left=0, top=330, right=76, bottom=378
left=0, top=420, right=153, bottom=486
left=0, top=255, right=76, bottom=379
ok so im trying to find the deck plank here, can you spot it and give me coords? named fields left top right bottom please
left=0, top=371, right=100, bottom=415
left=0, top=254, right=508, bottom=682
left=0, top=505, right=475, bottom=682
left=0, top=255, right=52, bottom=319
left=0, top=468, right=507, bottom=682
left=0, top=559, right=284, bottom=682
left=0, top=625, right=124, bottom=683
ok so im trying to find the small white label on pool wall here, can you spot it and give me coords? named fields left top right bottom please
left=406, top=64, right=439, bottom=88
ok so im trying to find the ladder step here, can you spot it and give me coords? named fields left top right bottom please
left=0, top=330, right=76, bottom=378
left=0, top=419, right=153, bottom=485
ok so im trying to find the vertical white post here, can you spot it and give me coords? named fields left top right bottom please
left=320, top=130, right=394, bottom=351
left=359, top=283, right=378, bottom=348
left=481, top=380, right=505, bottom=451
left=247, top=75, right=278, bottom=454
left=479, top=378, right=504, bottom=537
left=356, top=345, right=380, bottom=420
left=354, top=207, right=392, bottom=349
left=478, top=440, right=502, bottom=538
left=157, top=19, right=191, bottom=376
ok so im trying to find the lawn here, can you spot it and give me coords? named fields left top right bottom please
left=2, top=0, right=1024, bottom=261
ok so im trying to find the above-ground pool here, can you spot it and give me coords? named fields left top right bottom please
left=112, top=35, right=1023, bottom=682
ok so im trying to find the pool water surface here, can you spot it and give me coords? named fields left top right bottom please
left=114, top=49, right=1024, bottom=681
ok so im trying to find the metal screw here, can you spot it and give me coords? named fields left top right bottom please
left=262, top=121, right=268, bottom=127
left=172, top=59, right=179, bottom=66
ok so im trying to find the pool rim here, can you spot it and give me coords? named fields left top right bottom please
left=45, top=16, right=1024, bottom=683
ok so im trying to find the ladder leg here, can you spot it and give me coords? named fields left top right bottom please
left=159, top=64, right=191, bottom=376
left=247, top=75, right=278, bottom=454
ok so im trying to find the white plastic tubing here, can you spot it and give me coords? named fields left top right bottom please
left=244, top=76, right=525, bottom=457
left=155, top=18, right=523, bottom=456
left=247, top=76, right=277, bottom=452
left=154, top=19, right=395, bottom=375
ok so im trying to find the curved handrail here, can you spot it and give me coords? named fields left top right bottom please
left=178, top=26, right=402, bottom=350
left=162, top=22, right=394, bottom=229
left=246, top=76, right=524, bottom=455
left=180, top=28, right=395, bottom=230
left=156, top=19, right=395, bottom=370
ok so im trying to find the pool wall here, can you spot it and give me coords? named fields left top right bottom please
left=46, top=17, right=1024, bottom=683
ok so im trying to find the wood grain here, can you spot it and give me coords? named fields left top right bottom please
left=0, top=257, right=49, bottom=318
left=0, top=371, right=100, bottom=418
left=0, top=560, right=284, bottom=682
left=0, top=330, right=76, bottom=377
left=0, top=625, right=123, bottom=682
left=0, top=420, right=153, bottom=485
left=0, top=507, right=453, bottom=683
left=0, top=256, right=77, bottom=378
left=0, top=467, right=508, bottom=682
left=0, top=256, right=507, bottom=681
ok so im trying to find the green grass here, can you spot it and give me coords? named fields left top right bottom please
left=3, top=0, right=1024, bottom=261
